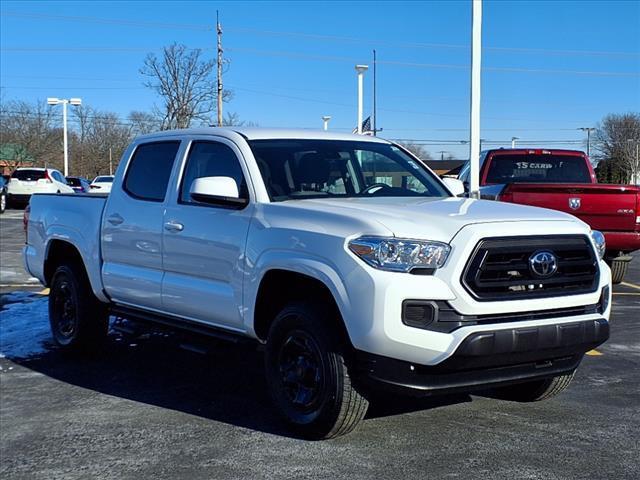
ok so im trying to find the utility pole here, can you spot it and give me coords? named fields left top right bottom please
left=109, top=148, right=113, bottom=175
left=216, top=11, right=224, bottom=127
left=468, top=0, right=482, bottom=199
left=578, top=127, right=596, bottom=156
left=373, top=50, right=377, bottom=136
left=438, top=151, right=447, bottom=161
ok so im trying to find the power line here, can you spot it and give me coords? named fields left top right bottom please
left=0, top=11, right=213, bottom=31
left=3, top=11, right=636, bottom=58
left=1, top=46, right=212, bottom=52
left=226, top=47, right=640, bottom=77
left=2, top=45, right=637, bottom=77
left=225, top=27, right=640, bottom=58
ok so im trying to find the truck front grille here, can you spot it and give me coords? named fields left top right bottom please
left=462, top=235, right=599, bottom=301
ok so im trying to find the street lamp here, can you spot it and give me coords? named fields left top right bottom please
left=322, top=115, right=332, bottom=131
left=355, top=65, right=368, bottom=134
left=511, top=136, right=519, bottom=148
left=47, top=97, right=82, bottom=176
left=578, top=127, right=596, bottom=157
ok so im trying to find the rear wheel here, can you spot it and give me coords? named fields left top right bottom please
left=49, top=264, right=109, bottom=352
left=265, top=302, right=369, bottom=439
left=609, top=258, right=629, bottom=284
left=490, top=372, right=575, bottom=402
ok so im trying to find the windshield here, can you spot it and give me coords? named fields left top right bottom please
left=248, top=139, right=449, bottom=201
left=11, top=169, right=46, bottom=181
left=485, top=155, right=592, bottom=184
left=94, top=176, right=113, bottom=183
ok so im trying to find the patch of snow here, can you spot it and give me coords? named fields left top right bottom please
left=0, top=294, right=51, bottom=359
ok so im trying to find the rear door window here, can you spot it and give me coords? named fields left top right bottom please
left=11, top=170, right=46, bottom=181
left=124, top=141, right=181, bottom=202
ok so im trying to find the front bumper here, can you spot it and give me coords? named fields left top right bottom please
left=357, top=317, right=609, bottom=395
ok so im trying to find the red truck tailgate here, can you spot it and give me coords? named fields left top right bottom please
left=502, top=183, right=640, bottom=232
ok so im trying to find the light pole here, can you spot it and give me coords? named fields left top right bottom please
left=468, top=0, right=482, bottom=199
left=322, top=115, right=332, bottom=131
left=48, top=97, right=82, bottom=176
left=355, top=65, right=368, bottom=134
left=511, top=136, right=519, bottom=148
left=578, top=127, right=596, bottom=157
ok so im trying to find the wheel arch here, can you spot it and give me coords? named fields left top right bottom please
left=250, top=260, right=352, bottom=346
left=43, top=239, right=108, bottom=302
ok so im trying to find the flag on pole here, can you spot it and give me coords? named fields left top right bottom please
left=353, top=116, right=373, bottom=135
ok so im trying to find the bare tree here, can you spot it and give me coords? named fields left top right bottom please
left=0, top=99, right=62, bottom=170
left=71, top=107, right=132, bottom=177
left=128, top=110, right=160, bottom=136
left=140, top=43, right=232, bottom=129
left=396, top=141, right=433, bottom=161
left=594, top=113, right=640, bottom=184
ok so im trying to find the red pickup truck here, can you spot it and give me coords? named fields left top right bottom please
left=458, top=149, right=640, bottom=283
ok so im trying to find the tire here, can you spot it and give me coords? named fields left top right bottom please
left=490, top=372, right=575, bottom=402
left=609, top=259, right=628, bottom=284
left=0, top=192, right=6, bottom=214
left=49, top=264, right=109, bottom=352
left=264, top=302, right=369, bottom=439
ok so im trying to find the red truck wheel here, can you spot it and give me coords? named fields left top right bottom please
left=609, top=259, right=629, bottom=284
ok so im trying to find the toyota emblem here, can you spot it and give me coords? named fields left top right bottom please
left=529, top=251, right=558, bottom=278
left=569, top=197, right=581, bottom=210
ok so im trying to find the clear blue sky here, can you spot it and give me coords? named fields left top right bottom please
left=1, top=0, right=639, bottom=159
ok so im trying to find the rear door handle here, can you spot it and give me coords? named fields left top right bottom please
left=107, top=214, right=124, bottom=226
left=164, top=221, right=184, bottom=232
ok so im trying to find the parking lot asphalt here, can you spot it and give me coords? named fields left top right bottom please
left=0, top=209, right=40, bottom=290
left=1, top=211, right=639, bottom=479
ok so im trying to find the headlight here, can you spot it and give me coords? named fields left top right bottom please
left=348, top=236, right=451, bottom=272
left=590, top=230, right=606, bottom=260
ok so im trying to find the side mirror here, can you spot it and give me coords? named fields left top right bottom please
left=190, top=176, right=248, bottom=207
left=442, top=177, right=465, bottom=197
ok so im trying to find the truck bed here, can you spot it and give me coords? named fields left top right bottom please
left=498, top=183, right=640, bottom=232
left=24, top=193, right=108, bottom=301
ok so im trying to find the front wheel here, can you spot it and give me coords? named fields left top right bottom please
left=609, top=258, right=629, bottom=284
left=49, top=264, right=109, bottom=352
left=489, top=372, right=575, bottom=402
left=264, top=302, right=369, bottom=439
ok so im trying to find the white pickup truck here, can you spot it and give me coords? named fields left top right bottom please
left=24, top=128, right=611, bottom=439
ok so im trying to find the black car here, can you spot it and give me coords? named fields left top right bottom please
left=65, top=176, right=91, bottom=193
left=0, top=176, right=7, bottom=214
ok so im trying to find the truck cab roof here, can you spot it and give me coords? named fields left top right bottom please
left=135, top=127, right=389, bottom=143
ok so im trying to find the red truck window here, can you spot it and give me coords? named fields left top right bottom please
left=485, top=155, right=592, bottom=184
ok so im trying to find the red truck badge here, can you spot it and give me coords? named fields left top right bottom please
left=569, top=197, right=581, bottom=210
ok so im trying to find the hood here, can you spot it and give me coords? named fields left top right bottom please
left=280, top=197, right=582, bottom=242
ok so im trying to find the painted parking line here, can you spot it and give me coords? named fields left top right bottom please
left=613, top=292, right=640, bottom=296
left=585, top=349, right=603, bottom=356
left=620, top=282, right=640, bottom=291
left=38, top=288, right=50, bottom=295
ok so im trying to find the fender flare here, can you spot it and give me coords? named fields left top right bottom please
left=44, top=225, right=108, bottom=303
left=245, top=249, right=352, bottom=338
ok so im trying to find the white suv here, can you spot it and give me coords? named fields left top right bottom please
left=7, top=168, right=74, bottom=206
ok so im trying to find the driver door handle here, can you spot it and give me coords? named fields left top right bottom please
left=164, top=221, right=184, bottom=232
left=107, top=214, right=124, bottom=226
